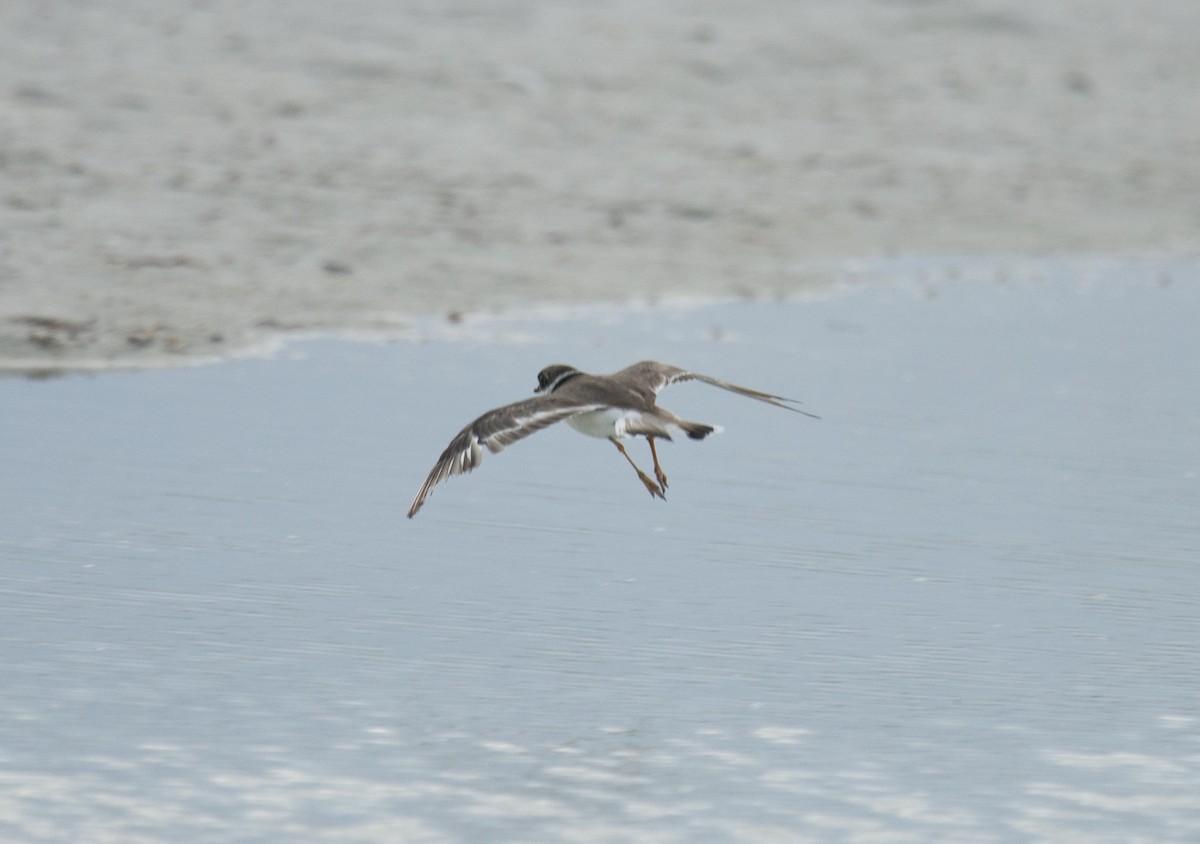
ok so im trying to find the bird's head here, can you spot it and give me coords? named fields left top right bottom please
left=535, top=364, right=582, bottom=394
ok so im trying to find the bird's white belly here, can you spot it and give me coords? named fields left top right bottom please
left=568, top=407, right=631, bottom=439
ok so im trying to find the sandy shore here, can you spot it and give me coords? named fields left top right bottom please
left=2, top=0, right=1198, bottom=371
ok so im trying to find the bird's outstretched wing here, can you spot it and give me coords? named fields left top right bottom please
left=407, top=396, right=604, bottom=518
left=614, top=361, right=819, bottom=417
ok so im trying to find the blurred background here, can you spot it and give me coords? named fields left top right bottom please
left=4, top=3, right=1200, bottom=842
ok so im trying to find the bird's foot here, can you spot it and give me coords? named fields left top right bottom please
left=637, top=472, right=666, bottom=500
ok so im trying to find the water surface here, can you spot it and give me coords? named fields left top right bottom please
left=2, top=260, right=1199, bottom=842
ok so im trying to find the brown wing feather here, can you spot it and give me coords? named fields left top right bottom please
left=407, top=396, right=603, bottom=518
left=613, top=360, right=818, bottom=416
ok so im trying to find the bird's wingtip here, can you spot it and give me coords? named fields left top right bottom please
left=406, top=495, right=425, bottom=518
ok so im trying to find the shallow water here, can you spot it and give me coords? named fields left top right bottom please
left=2, top=260, right=1199, bottom=842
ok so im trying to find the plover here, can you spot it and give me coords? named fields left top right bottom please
left=407, top=360, right=814, bottom=518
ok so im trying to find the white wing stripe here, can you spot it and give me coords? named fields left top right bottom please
left=407, top=400, right=606, bottom=517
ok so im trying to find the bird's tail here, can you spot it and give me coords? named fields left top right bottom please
left=680, top=421, right=717, bottom=440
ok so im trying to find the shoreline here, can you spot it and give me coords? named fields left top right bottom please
left=4, top=252, right=1193, bottom=376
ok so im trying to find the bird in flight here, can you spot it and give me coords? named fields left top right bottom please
left=407, top=360, right=815, bottom=518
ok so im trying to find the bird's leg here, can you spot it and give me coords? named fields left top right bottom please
left=609, top=437, right=665, bottom=499
left=647, top=437, right=668, bottom=489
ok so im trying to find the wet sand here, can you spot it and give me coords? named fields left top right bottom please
left=3, top=0, right=1199, bottom=371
